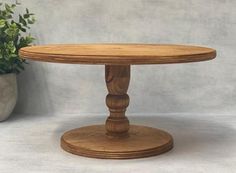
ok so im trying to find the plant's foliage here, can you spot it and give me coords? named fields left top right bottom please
left=0, top=2, right=35, bottom=74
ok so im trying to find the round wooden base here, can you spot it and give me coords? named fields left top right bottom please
left=61, top=125, right=173, bottom=159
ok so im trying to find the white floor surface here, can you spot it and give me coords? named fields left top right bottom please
left=0, top=114, right=236, bottom=173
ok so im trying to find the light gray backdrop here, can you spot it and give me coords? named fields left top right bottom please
left=12, top=0, right=236, bottom=116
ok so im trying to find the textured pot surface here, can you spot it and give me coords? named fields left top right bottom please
left=0, top=73, right=17, bottom=121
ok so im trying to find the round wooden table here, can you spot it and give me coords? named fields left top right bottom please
left=19, top=44, right=216, bottom=159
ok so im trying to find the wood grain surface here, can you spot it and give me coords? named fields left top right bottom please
left=21, top=44, right=215, bottom=159
left=105, top=65, right=130, bottom=137
left=61, top=125, right=173, bottom=159
left=19, top=44, right=216, bottom=65
left=61, top=65, right=173, bottom=159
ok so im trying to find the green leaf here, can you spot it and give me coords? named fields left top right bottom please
left=5, top=4, right=11, bottom=10
left=4, top=23, right=19, bottom=37
left=7, top=41, right=16, bottom=53
left=19, top=15, right=27, bottom=26
left=0, top=19, right=5, bottom=28
left=5, top=4, right=13, bottom=14
left=10, top=54, right=18, bottom=58
left=0, top=2, right=35, bottom=74
left=20, top=27, right=26, bottom=32
left=24, top=14, right=30, bottom=18
left=25, top=35, right=35, bottom=44
left=7, top=15, right=13, bottom=19
left=14, top=22, right=26, bottom=32
left=27, top=18, right=35, bottom=24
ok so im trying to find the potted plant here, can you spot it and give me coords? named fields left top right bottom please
left=0, top=2, right=35, bottom=121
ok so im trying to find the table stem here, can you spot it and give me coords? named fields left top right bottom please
left=105, top=65, right=130, bottom=138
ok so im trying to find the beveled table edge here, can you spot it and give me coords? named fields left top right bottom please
left=19, top=44, right=216, bottom=65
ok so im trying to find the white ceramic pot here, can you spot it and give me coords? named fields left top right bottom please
left=0, top=73, right=17, bottom=121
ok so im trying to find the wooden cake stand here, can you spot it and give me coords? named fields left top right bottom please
left=19, top=44, right=216, bottom=159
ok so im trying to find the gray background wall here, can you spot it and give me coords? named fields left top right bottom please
left=10, top=0, right=236, bottom=116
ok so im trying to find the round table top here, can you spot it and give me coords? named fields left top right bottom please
left=19, top=44, right=216, bottom=65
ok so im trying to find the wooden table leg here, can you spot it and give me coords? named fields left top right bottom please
left=61, top=65, right=173, bottom=159
left=105, top=65, right=130, bottom=138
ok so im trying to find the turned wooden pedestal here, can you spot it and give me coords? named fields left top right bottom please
left=61, top=65, right=173, bottom=159
left=19, top=44, right=216, bottom=159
